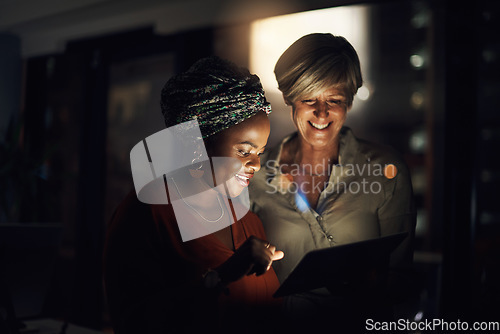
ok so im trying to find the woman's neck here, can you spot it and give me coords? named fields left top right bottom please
left=292, top=135, right=340, bottom=166
left=170, top=171, right=221, bottom=210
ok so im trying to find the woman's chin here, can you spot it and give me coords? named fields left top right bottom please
left=226, top=178, right=246, bottom=198
left=303, top=130, right=341, bottom=148
left=305, top=137, right=335, bottom=149
left=212, top=179, right=245, bottom=198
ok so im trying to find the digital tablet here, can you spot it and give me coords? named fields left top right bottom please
left=273, top=232, right=408, bottom=298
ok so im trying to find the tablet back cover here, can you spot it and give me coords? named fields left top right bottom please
left=273, top=232, right=408, bottom=298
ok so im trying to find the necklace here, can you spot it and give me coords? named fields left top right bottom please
left=170, top=177, right=225, bottom=223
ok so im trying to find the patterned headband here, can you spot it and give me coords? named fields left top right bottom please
left=161, top=57, right=271, bottom=139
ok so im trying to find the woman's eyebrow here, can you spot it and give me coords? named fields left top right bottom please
left=238, top=141, right=257, bottom=148
left=238, top=141, right=265, bottom=149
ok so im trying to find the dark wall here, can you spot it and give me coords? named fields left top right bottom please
left=441, top=0, right=500, bottom=321
left=21, top=27, right=214, bottom=329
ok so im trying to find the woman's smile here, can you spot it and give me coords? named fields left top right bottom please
left=309, top=121, right=331, bottom=130
left=234, top=172, right=254, bottom=187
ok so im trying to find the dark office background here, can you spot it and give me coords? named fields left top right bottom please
left=1, top=0, right=499, bottom=332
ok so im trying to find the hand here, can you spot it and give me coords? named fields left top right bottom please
left=216, top=236, right=284, bottom=284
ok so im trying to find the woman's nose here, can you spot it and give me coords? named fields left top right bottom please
left=246, top=155, right=261, bottom=172
left=313, top=101, right=329, bottom=118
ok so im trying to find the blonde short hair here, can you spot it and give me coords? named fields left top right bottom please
left=274, top=33, right=363, bottom=106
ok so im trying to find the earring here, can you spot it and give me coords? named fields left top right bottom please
left=189, top=149, right=205, bottom=178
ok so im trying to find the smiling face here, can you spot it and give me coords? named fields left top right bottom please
left=290, top=87, right=350, bottom=150
left=205, top=112, right=270, bottom=197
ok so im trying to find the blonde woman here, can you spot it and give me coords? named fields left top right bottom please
left=249, top=33, right=416, bottom=332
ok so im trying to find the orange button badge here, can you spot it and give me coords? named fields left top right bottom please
left=384, top=164, right=397, bottom=179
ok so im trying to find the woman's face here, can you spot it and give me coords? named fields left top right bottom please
left=206, top=112, right=270, bottom=197
left=291, top=87, right=350, bottom=149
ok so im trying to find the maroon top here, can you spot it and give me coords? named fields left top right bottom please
left=104, top=190, right=280, bottom=334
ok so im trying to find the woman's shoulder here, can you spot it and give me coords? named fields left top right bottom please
left=108, top=190, right=150, bottom=228
left=342, top=127, right=408, bottom=170
left=362, top=139, right=406, bottom=165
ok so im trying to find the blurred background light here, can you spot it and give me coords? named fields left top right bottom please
left=356, top=86, right=371, bottom=101
left=410, top=54, right=425, bottom=68
left=411, top=12, right=429, bottom=29
left=409, top=128, right=427, bottom=153
left=482, top=49, right=497, bottom=63
left=410, top=1, right=430, bottom=29
left=411, top=91, right=425, bottom=109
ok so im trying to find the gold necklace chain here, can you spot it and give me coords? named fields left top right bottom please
left=170, top=178, right=225, bottom=223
